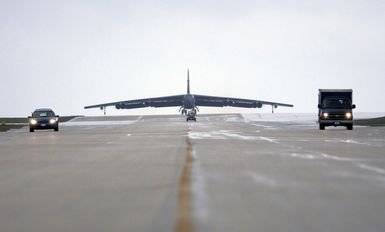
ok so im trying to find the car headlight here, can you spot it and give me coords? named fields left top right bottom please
left=345, top=112, right=352, bottom=119
left=30, top=119, right=37, bottom=125
left=49, top=119, right=57, bottom=124
left=322, top=112, right=329, bottom=119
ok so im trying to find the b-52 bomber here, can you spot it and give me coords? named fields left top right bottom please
left=84, top=70, right=294, bottom=121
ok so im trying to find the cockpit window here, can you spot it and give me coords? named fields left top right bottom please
left=322, top=98, right=351, bottom=109
left=33, top=111, right=55, bottom=118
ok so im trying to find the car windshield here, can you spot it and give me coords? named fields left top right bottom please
left=322, top=98, right=351, bottom=109
left=32, top=111, right=55, bottom=118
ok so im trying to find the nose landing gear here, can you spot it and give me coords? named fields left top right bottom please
left=186, top=110, right=197, bottom=122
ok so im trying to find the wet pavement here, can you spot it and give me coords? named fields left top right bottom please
left=1, top=114, right=385, bottom=232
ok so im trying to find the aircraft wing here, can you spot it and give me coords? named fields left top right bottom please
left=84, top=95, right=185, bottom=110
left=194, top=94, right=293, bottom=108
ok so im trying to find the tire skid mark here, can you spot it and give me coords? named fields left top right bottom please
left=175, top=135, right=194, bottom=232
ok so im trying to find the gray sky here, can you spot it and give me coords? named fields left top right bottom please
left=1, top=0, right=384, bottom=117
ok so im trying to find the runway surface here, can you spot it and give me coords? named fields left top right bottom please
left=1, top=114, right=385, bottom=232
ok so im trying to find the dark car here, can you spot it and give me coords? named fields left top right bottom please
left=28, top=108, right=59, bottom=132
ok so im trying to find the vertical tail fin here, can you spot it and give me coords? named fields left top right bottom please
left=187, top=69, right=190, bottom=94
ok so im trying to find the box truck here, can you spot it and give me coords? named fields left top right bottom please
left=318, top=89, right=356, bottom=130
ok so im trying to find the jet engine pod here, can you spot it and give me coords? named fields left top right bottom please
left=255, top=102, right=263, bottom=108
left=116, top=104, right=122, bottom=109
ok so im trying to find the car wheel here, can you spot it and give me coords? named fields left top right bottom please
left=319, top=124, right=325, bottom=130
left=347, top=125, right=353, bottom=130
left=54, top=126, right=59, bottom=132
left=30, top=128, right=34, bottom=132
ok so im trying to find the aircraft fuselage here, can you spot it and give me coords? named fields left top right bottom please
left=183, top=94, right=195, bottom=109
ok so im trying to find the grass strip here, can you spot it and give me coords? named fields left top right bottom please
left=354, top=117, right=385, bottom=127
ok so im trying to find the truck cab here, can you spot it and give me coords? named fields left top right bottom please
left=318, top=89, right=356, bottom=130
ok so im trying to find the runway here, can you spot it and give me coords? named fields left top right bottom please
left=1, top=114, right=385, bottom=232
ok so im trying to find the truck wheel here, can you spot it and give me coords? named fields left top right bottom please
left=319, top=124, right=325, bottom=130
left=30, top=128, right=34, bottom=132
left=347, top=125, right=353, bottom=130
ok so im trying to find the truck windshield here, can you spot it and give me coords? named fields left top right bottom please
left=322, top=98, right=351, bottom=109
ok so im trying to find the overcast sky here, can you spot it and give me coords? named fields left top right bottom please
left=1, top=0, right=384, bottom=117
